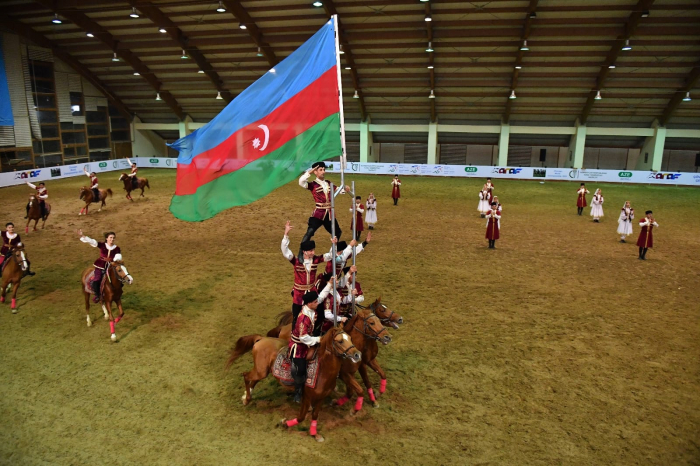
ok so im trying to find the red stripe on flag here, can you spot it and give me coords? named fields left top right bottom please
left=175, top=67, right=339, bottom=195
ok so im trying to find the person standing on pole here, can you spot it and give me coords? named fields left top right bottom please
left=350, top=196, right=364, bottom=241
left=298, top=162, right=350, bottom=261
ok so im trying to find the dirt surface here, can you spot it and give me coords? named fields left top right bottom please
left=1, top=170, right=699, bottom=465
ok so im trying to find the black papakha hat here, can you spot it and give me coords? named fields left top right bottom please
left=303, top=292, right=319, bottom=304
left=301, top=240, right=316, bottom=251
left=336, top=241, right=348, bottom=251
left=491, top=202, right=497, bottom=206
left=312, top=161, right=326, bottom=169
left=646, top=210, right=653, bottom=214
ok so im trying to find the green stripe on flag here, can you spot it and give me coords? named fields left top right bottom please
left=170, top=113, right=341, bottom=222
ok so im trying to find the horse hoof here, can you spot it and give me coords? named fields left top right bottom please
left=12, top=308, right=18, bottom=314
left=98, top=209, right=102, bottom=212
left=25, top=227, right=28, bottom=233
left=372, top=402, right=379, bottom=408
left=0, top=296, right=4, bottom=303
left=279, top=419, right=288, bottom=429
left=111, top=333, right=117, bottom=342
left=313, top=434, right=325, bottom=443
left=87, top=318, right=92, bottom=327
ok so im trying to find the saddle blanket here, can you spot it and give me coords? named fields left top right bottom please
left=83, top=270, right=107, bottom=299
left=272, top=347, right=320, bottom=388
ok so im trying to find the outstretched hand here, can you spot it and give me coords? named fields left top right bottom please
left=349, top=265, right=357, bottom=274
left=284, top=220, right=293, bottom=236
left=331, top=237, right=338, bottom=244
left=349, top=239, right=357, bottom=247
left=365, top=231, right=372, bottom=243
left=77, top=229, right=84, bottom=238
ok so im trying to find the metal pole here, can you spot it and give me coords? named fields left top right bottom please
left=351, top=180, right=357, bottom=316
left=332, top=14, right=348, bottom=187
left=330, top=182, right=338, bottom=327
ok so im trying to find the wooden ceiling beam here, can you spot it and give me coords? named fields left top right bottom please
left=31, top=0, right=185, bottom=120
left=221, top=0, right=277, bottom=67
left=322, top=0, right=367, bottom=121
left=659, top=62, right=700, bottom=125
left=578, top=0, right=657, bottom=125
left=0, top=11, right=133, bottom=121
left=128, top=0, right=233, bottom=103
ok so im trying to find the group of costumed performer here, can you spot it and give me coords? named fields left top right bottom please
left=477, top=177, right=495, bottom=217
left=282, top=161, right=372, bottom=404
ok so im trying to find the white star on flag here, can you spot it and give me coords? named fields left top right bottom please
left=252, top=138, right=261, bottom=149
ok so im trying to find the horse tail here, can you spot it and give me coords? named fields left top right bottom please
left=106, top=188, right=113, bottom=198
left=225, top=334, right=263, bottom=370
left=145, top=180, right=150, bottom=189
left=275, top=310, right=293, bottom=327
left=266, top=326, right=282, bottom=338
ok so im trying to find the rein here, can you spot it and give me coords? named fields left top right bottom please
left=351, top=312, right=387, bottom=341
left=368, top=301, right=397, bottom=326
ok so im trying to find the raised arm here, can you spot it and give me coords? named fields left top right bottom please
left=298, top=168, right=313, bottom=188
left=83, top=167, right=91, bottom=177
left=280, top=221, right=294, bottom=261
left=321, top=237, right=339, bottom=262
left=78, top=229, right=98, bottom=247
left=26, top=181, right=36, bottom=189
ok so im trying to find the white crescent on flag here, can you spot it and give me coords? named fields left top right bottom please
left=258, top=124, right=269, bottom=151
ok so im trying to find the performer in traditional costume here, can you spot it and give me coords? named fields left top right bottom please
left=350, top=196, right=364, bottom=241
left=576, top=183, right=590, bottom=216
left=485, top=202, right=501, bottom=249
left=617, top=201, right=634, bottom=242
left=126, top=157, right=139, bottom=189
left=1, top=222, right=34, bottom=276
left=25, top=181, right=48, bottom=219
left=590, top=188, right=604, bottom=222
left=478, top=185, right=491, bottom=217
left=78, top=229, right=122, bottom=303
left=365, top=193, right=377, bottom=229
left=288, top=281, right=336, bottom=403
left=391, top=175, right=401, bottom=205
left=298, top=161, right=349, bottom=260
left=83, top=167, right=100, bottom=200
left=485, top=177, right=495, bottom=198
left=636, top=210, right=658, bottom=260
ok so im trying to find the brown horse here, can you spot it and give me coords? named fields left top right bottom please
left=26, top=194, right=51, bottom=233
left=1, top=245, right=29, bottom=313
left=118, top=173, right=150, bottom=201
left=80, top=261, right=133, bottom=341
left=79, top=186, right=113, bottom=216
left=226, top=327, right=361, bottom=442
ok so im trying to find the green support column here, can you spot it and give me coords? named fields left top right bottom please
left=427, top=121, right=438, bottom=164
left=360, top=118, right=375, bottom=162
left=567, top=121, right=586, bottom=168
left=637, top=122, right=666, bottom=171
left=178, top=115, right=193, bottom=139
left=497, top=124, right=509, bottom=166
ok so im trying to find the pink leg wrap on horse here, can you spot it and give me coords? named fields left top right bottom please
left=114, top=316, right=122, bottom=323
left=354, top=396, right=364, bottom=411
left=0, top=296, right=5, bottom=303
left=335, top=396, right=349, bottom=406
left=368, top=388, right=376, bottom=402
left=11, top=298, right=16, bottom=308
left=110, top=321, right=115, bottom=334
left=285, top=418, right=298, bottom=428
left=309, top=420, right=318, bottom=436
left=380, top=379, right=387, bottom=393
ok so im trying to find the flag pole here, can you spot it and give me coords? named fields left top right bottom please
left=351, top=180, right=357, bottom=316
left=330, top=181, right=338, bottom=327
left=332, top=14, right=347, bottom=187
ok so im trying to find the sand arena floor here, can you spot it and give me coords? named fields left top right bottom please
left=1, top=170, right=699, bottom=465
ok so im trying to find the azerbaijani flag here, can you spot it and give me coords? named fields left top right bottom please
left=168, top=18, right=343, bottom=221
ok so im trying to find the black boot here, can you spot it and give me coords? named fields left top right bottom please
left=298, top=226, right=316, bottom=261
left=292, top=359, right=307, bottom=404
left=638, top=247, right=643, bottom=259
left=25, top=203, right=29, bottom=219
left=92, top=280, right=101, bottom=302
left=642, top=248, right=648, bottom=260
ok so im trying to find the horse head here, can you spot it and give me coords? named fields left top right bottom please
left=10, top=244, right=28, bottom=272
left=326, top=327, right=361, bottom=363
left=352, top=307, right=392, bottom=346
left=28, top=194, right=35, bottom=206
left=119, top=173, right=127, bottom=182
left=109, top=260, right=134, bottom=285
left=370, top=297, right=404, bottom=329
left=79, top=187, right=87, bottom=200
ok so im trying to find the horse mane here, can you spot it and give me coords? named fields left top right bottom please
left=275, top=311, right=293, bottom=326
left=319, top=326, right=338, bottom=354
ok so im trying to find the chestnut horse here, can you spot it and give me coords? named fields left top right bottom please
left=26, top=194, right=50, bottom=233
left=267, top=298, right=403, bottom=407
left=118, top=173, right=150, bottom=201
left=225, top=327, right=361, bottom=442
left=1, top=245, right=29, bottom=313
left=80, top=261, right=133, bottom=341
left=79, top=186, right=113, bottom=215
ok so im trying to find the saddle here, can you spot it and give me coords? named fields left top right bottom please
left=83, top=269, right=109, bottom=300
left=0, top=254, right=9, bottom=274
left=272, top=346, right=320, bottom=388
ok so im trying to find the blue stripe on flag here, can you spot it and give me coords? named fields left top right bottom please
left=0, top=35, right=16, bottom=127
left=170, top=18, right=337, bottom=165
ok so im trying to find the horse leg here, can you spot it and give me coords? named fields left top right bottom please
left=241, top=372, right=263, bottom=405
left=282, top=395, right=310, bottom=430
left=10, top=280, right=20, bottom=313
left=367, top=359, right=388, bottom=395
left=25, top=218, right=30, bottom=233
left=84, top=290, right=92, bottom=327
left=0, top=277, right=6, bottom=303
left=104, top=301, right=117, bottom=341
left=98, top=200, right=104, bottom=212
left=309, top=400, right=325, bottom=442
left=337, top=371, right=364, bottom=412
left=33, top=219, right=38, bottom=231
left=114, top=299, right=125, bottom=324
left=140, top=187, right=145, bottom=197
left=359, top=363, right=378, bottom=407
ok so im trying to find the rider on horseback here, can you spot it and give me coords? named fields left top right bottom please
left=25, top=181, right=48, bottom=219
left=1, top=223, right=34, bottom=276
left=83, top=167, right=100, bottom=201
left=126, top=158, right=139, bottom=189
left=78, top=229, right=122, bottom=303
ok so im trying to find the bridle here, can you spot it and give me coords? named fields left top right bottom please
left=328, top=330, right=358, bottom=360
left=106, top=262, right=133, bottom=285
left=10, top=247, right=28, bottom=271
left=362, top=301, right=398, bottom=327
left=351, top=312, right=388, bottom=341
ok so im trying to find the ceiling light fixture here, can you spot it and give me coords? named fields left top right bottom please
left=622, top=39, right=632, bottom=51
left=129, top=7, right=139, bottom=18
left=641, top=10, right=650, bottom=18
left=425, top=14, right=432, bottom=22
left=313, top=1, right=323, bottom=6
left=257, top=47, right=264, bottom=57
left=520, top=40, right=529, bottom=51
left=515, top=65, right=522, bottom=69
left=429, top=89, right=435, bottom=99
left=595, top=90, right=602, bottom=100
left=180, top=49, right=188, bottom=59
left=155, top=92, right=162, bottom=101
left=419, top=0, right=429, bottom=2
left=159, top=28, right=167, bottom=33
left=339, top=44, right=345, bottom=54
left=353, top=90, right=359, bottom=99
left=216, top=91, right=223, bottom=100
left=608, top=64, right=616, bottom=69
left=239, top=23, right=247, bottom=30
left=133, top=72, right=140, bottom=76
left=509, top=90, right=517, bottom=99
left=270, top=68, right=276, bottom=73
left=86, top=32, right=94, bottom=38
left=111, top=52, right=119, bottom=62
left=683, top=91, right=691, bottom=102
left=426, top=41, right=434, bottom=52
left=427, top=64, right=434, bottom=69
left=52, top=13, right=62, bottom=24
left=198, top=70, right=204, bottom=73
left=216, top=1, right=226, bottom=13
left=345, top=66, right=351, bottom=70
left=529, top=12, right=537, bottom=19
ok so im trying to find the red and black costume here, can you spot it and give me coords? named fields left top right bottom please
left=80, top=235, right=122, bottom=301
left=391, top=177, right=401, bottom=205
left=84, top=169, right=100, bottom=201
left=1, top=230, right=22, bottom=267
left=576, top=185, right=589, bottom=215
left=26, top=182, right=48, bottom=218
left=636, top=214, right=658, bottom=260
left=485, top=207, right=501, bottom=248
left=350, top=202, right=364, bottom=241
left=298, top=162, right=344, bottom=260
left=127, top=157, right=139, bottom=188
